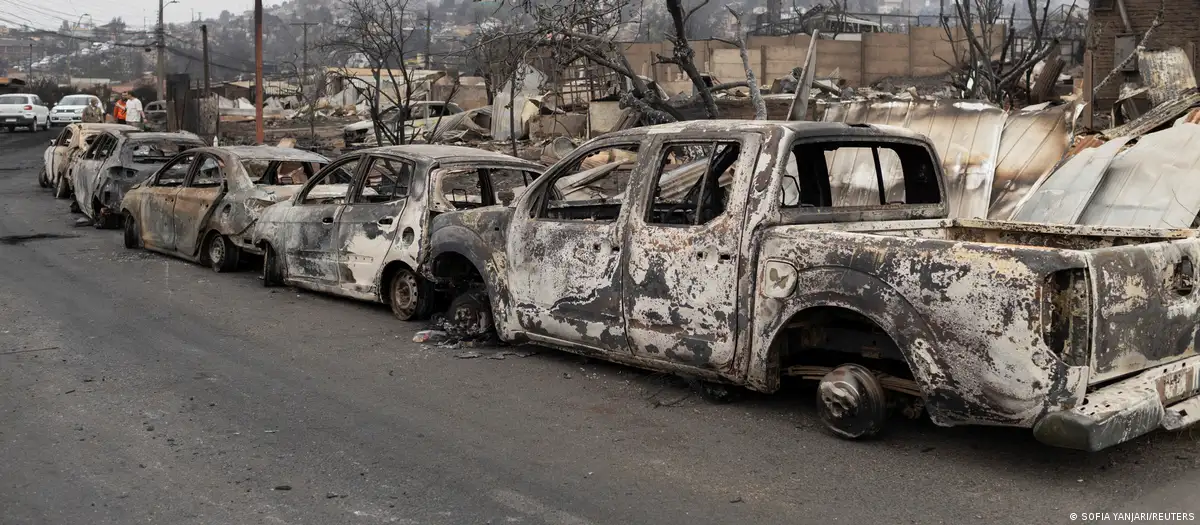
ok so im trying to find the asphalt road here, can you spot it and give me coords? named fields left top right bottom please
left=2, top=127, right=1199, bottom=525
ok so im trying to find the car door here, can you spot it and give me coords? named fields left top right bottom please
left=506, top=138, right=642, bottom=350
left=280, top=155, right=362, bottom=286
left=139, top=152, right=199, bottom=251
left=334, top=154, right=414, bottom=296
left=46, top=126, right=72, bottom=179
left=621, top=136, right=756, bottom=370
left=72, top=134, right=116, bottom=210
left=173, top=153, right=225, bottom=257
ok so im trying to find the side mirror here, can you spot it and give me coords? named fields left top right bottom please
left=49, top=139, right=55, bottom=145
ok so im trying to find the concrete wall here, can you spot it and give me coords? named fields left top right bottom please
left=624, top=25, right=1002, bottom=89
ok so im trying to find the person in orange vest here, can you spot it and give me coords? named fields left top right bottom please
left=114, top=96, right=128, bottom=124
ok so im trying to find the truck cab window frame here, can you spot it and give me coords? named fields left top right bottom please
left=529, top=141, right=640, bottom=222
left=645, top=141, right=741, bottom=227
left=782, top=139, right=942, bottom=210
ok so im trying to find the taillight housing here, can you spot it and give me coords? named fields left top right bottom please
left=22, top=105, right=32, bottom=110
left=1042, top=268, right=1091, bottom=366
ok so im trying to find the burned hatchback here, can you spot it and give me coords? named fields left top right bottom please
left=121, top=146, right=330, bottom=271
left=251, top=145, right=543, bottom=320
left=69, top=131, right=205, bottom=228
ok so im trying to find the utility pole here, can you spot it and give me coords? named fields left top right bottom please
left=290, top=22, right=318, bottom=141
left=157, top=0, right=166, bottom=102
left=254, top=0, right=264, bottom=143
left=201, top=24, right=210, bottom=96
left=290, top=22, right=317, bottom=81
left=423, top=6, right=431, bottom=70
left=28, top=42, right=33, bottom=81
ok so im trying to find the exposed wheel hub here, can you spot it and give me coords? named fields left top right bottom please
left=391, top=272, right=418, bottom=319
left=210, top=237, right=225, bottom=264
left=816, top=364, right=888, bottom=439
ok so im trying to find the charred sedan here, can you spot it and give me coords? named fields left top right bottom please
left=69, top=131, right=206, bottom=228
left=121, top=146, right=330, bottom=271
left=41, top=122, right=137, bottom=196
left=252, top=145, right=542, bottom=320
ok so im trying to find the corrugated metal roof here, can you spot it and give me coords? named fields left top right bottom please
left=1011, top=123, right=1200, bottom=228
left=1009, top=137, right=1131, bottom=224
left=987, top=102, right=1076, bottom=220
left=819, top=99, right=1007, bottom=218
left=1077, top=124, right=1200, bottom=228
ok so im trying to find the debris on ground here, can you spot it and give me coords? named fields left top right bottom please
left=412, top=330, right=447, bottom=343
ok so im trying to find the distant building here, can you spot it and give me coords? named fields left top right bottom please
left=1089, top=0, right=1200, bottom=108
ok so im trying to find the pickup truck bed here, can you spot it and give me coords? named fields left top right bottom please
left=760, top=218, right=1200, bottom=450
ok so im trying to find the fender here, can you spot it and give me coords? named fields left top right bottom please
left=424, top=222, right=513, bottom=337
left=753, top=266, right=1082, bottom=428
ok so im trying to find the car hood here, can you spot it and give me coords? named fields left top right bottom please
left=55, top=105, right=87, bottom=112
left=344, top=120, right=375, bottom=132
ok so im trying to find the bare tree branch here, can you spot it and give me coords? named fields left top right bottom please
left=723, top=6, right=766, bottom=120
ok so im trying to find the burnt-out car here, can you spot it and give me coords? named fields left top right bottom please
left=422, top=120, right=1200, bottom=451
left=69, top=131, right=206, bottom=228
left=121, top=146, right=330, bottom=272
left=251, top=145, right=542, bottom=320
left=42, top=122, right=137, bottom=197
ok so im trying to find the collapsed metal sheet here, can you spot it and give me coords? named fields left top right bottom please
left=1078, top=124, right=1200, bottom=228
left=1103, top=88, right=1200, bottom=139
left=1009, top=137, right=1132, bottom=225
left=988, top=103, right=1076, bottom=220
left=1137, top=47, right=1198, bottom=107
left=820, top=99, right=1006, bottom=218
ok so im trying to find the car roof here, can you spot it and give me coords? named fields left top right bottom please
left=602, top=120, right=932, bottom=143
left=122, top=131, right=205, bottom=142
left=359, top=144, right=542, bottom=169
left=197, top=145, right=330, bottom=163
left=75, top=123, right=138, bottom=132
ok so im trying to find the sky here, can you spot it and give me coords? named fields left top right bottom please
left=0, top=0, right=279, bottom=33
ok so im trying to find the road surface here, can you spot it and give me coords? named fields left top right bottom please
left=1, top=127, right=1197, bottom=525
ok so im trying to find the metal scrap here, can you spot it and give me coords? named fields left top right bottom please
left=1137, top=47, right=1198, bottom=106
left=1102, top=87, right=1200, bottom=139
left=1012, top=123, right=1200, bottom=228
left=1010, top=137, right=1132, bottom=224
left=987, top=102, right=1077, bottom=220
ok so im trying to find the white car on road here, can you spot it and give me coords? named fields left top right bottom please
left=0, top=94, right=50, bottom=132
left=50, top=95, right=104, bottom=126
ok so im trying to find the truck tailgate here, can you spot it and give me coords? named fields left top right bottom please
left=1087, top=237, right=1200, bottom=383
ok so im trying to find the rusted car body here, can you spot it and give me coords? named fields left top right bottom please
left=421, top=120, right=1200, bottom=451
left=121, top=146, right=330, bottom=271
left=41, top=122, right=137, bottom=196
left=70, top=131, right=206, bottom=228
left=251, top=145, right=543, bottom=320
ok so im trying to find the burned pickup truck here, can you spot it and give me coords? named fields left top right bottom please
left=422, top=120, right=1200, bottom=451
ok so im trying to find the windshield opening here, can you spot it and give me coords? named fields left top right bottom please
left=128, top=140, right=201, bottom=162
left=59, top=96, right=91, bottom=106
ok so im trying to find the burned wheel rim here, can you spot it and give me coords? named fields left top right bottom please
left=816, top=364, right=888, bottom=439
left=389, top=270, right=420, bottom=321
left=208, top=236, right=226, bottom=270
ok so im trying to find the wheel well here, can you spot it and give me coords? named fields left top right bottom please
left=774, top=306, right=913, bottom=379
left=431, top=252, right=483, bottom=283
left=380, top=261, right=417, bottom=305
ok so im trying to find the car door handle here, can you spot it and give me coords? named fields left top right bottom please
left=378, top=217, right=393, bottom=225
left=322, top=217, right=334, bottom=224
